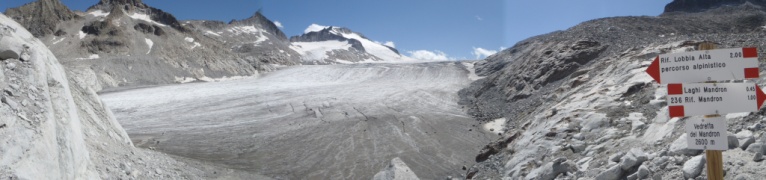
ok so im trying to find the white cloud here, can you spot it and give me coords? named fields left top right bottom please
left=274, top=21, right=284, bottom=29
left=304, top=23, right=329, bottom=34
left=475, top=15, right=483, bottom=21
left=408, top=50, right=451, bottom=60
left=472, top=47, right=499, bottom=59
left=383, top=41, right=395, bottom=48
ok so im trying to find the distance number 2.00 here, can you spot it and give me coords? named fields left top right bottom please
left=731, top=52, right=743, bottom=58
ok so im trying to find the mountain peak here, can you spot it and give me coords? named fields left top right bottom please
left=3, top=0, right=78, bottom=37
left=664, top=0, right=766, bottom=13
left=228, top=10, right=287, bottom=40
left=99, top=0, right=144, bottom=7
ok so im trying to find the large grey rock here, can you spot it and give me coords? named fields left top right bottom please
left=610, top=152, right=625, bottom=163
left=0, top=37, right=23, bottom=60
left=372, top=157, right=420, bottom=180
left=620, top=154, right=638, bottom=170
left=626, top=173, right=638, bottom=180
left=670, top=134, right=703, bottom=156
left=637, top=165, right=650, bottom=178
left=0, top=13, right=97, bottom=179
left=1, top=96, right=19, bottom=111
left=571, top=140, right=587, bottom=153
left=595, top=165, right=623, bottom=180
left=737, top=130, right=756, bottom=150
left=728, top=132, right=740, bottom=149
left=746, top=143, right=764, bottom=154
left=620, top=148, right=648, bottom=170
left=682, top=155, right=705, bottom=179
left=524, top=158, right=571, bottom=180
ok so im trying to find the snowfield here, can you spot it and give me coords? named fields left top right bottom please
left=290, top=40, right=352, bottom=61
left=101, top=62, right=493, bottom=179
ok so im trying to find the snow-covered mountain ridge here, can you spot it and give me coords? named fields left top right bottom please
left=289, top=24, right=414, bottom=64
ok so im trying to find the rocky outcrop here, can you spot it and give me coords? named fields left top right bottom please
left=184, top=12, right=302, bottom=71
left=229, top=11, right=288, bottom=41
left=290, top=27, right=367, bottom=52
left=3, top=0, right=78, bottom=37
left=0, top=13, right=113, bottom=179
left=0, top=13, right=268, bottom=179
left=664, top=0, right=766, bottom=13
left=87, top=0, right=186, bottom=32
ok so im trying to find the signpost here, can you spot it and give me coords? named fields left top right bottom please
left=645, top=47, right=759, bottom=84
left=646, top=44, right=762, bottom=180
left=666, top=83, right=766, bottom=118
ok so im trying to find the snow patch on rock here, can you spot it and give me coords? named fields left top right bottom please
left=290, top=40, right=351, bottom=62
left=145, top=38, right=153, bottom=54
left=88, top=10, right=110, bottom=17
left=483, top=118, right=506, bottom=133
left=75, top=54, right=100, bottom=60
left=129, top=13, right=166, bottom=27
left=78, top=30, right=86, bottom=39
left=204, top=31, right=220, bottom=36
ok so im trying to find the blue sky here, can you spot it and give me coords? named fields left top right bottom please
left=2, top=0, right=671, bottom=60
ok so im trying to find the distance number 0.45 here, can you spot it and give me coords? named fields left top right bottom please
left=747, top=86, right=756, bottom=92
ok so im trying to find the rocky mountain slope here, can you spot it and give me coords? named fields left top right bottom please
left=182, top=11, right=302, bottom=72
left=0, top=13, right=268, bottom=179
left=3, top=0, right=77, bottom=37
left=289, top=25, right=414, bottom=64
left=4, top=0, right=417, bottom=90
left=460, top=1, right=766, bottom=179
left=4, top=0, right=257, bottom=91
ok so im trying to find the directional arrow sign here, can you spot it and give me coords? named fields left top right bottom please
left=646, top=47, right=759, bottom=84
left=666, top=83, right=766, bottom=118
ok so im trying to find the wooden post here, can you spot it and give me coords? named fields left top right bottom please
left=703, top=115, right=724, bottom=180
left=699, top=42, right=724, bottom=180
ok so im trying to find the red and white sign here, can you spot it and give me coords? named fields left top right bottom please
left=666, top=83, right=766, bottom=118
left=646, top=47, right=759, bottom=84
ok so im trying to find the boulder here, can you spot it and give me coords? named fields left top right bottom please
left=737, top=130, right=756, bottom=150
left=595, top=165, right=623, bottom=180
left=620, top=148, right=648, bottom=170
left=524, top=158, right=571, bottom=180
left=746, top=143, right=764, bottom=154
left=670, top=134, right=703, bottom=156
left=570, top=140, right=587, bottom=153
left=637, top=165, right=650, bottom=178
left=0, top=37, right=23, bottom=60
left=372, top=157, right=420, bottom=180
left=728, top=132, right=740, bottom=149
left=610, top=152, right=625, bottom=163
left=682, top=155, right=705, bottom=179
left=1, top=96, right=19, bottom=111
left=619, top=153, right=638, bottom=170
